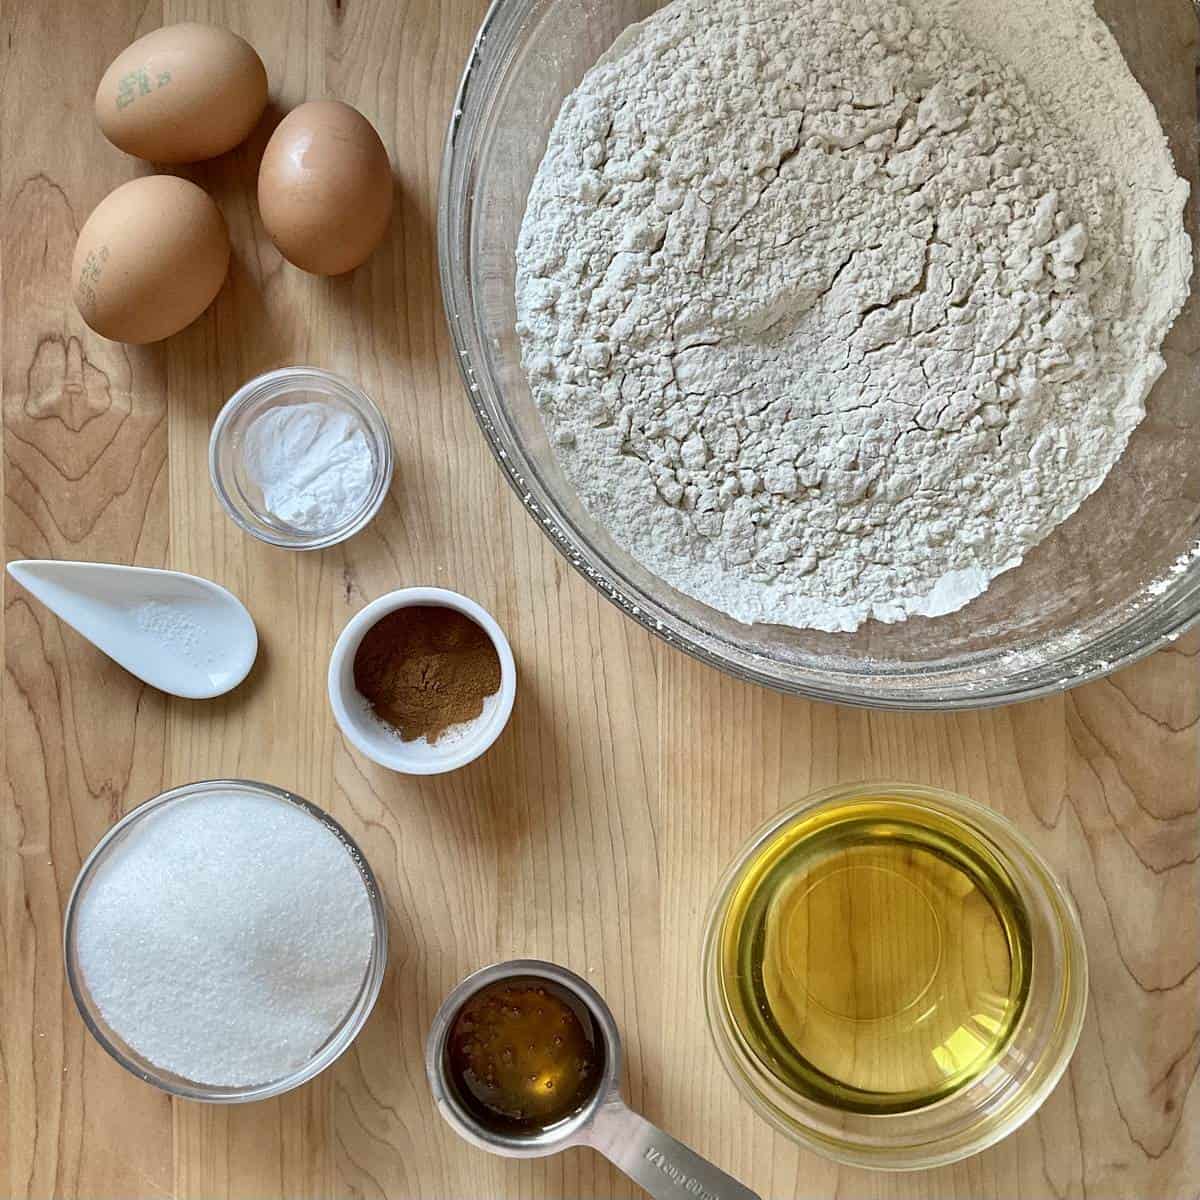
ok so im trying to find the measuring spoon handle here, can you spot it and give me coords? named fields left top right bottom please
left=584, top=1096, right=761, bottom=1200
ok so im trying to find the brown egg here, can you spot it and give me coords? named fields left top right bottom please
left=72, top=175, right=230, bottom=344
left=95, top=23, right=268, bottom=163
left=257, top=100, right=393, bottom=276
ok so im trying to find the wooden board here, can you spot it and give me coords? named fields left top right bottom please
left=2, top=1, right=1197, bottom=1197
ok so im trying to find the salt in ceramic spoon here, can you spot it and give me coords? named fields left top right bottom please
left=6, top=560, right=257, bottom=700
left=427, top=959, right=762, bottom=1200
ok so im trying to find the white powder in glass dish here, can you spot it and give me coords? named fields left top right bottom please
left=74, top=788, right=375, bottom=1088
left=516, top=0, right=1192, bottom=632
left=241, top=401, right=375, bottom=533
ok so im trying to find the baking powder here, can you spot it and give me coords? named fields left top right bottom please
left=241, top=401, right=375, bottom=533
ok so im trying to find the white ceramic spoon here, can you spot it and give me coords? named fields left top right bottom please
left=7, top=560, right=258, bottom=700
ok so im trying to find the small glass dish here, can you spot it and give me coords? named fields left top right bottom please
left=63, top=779, right=388, bottom=1104
left=703, top=782, right=1087, bottom=1170
left=209, top=367, right=394, bottom=550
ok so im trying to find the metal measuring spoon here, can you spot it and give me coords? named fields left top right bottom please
left=427, top=959, right=761, bottom=1200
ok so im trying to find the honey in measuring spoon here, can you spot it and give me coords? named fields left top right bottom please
left=445, top=976, right=605, bottom=1134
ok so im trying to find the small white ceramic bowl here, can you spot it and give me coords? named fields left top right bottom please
left=328, top=588, right=516, bottom=774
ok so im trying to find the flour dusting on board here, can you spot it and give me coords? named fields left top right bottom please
left=516, top=0, right=1192, bottom=632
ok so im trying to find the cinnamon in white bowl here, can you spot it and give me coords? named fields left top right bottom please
left=353, top=604, right=502, bottom=745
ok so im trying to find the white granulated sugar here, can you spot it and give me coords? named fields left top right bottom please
left=75, top=789, right=374, bottom=1088
left=135, top=601, right=213, bottom=667
left=242, top=402, right=374, bottom=533
left=516, top=0, right=1192, bottom=632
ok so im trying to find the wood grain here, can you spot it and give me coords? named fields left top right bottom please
left=3, top=1, right=1197, bottom=1198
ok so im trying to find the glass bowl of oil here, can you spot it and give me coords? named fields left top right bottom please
left=703, top=782, right=1087, bottom=1170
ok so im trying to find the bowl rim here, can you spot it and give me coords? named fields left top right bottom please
left=699, top=780, right=1089, bottom=1170
left=327, top=586, right=518, bottom=775
left=62, top=778, right=389, bottom=1104
left=208, top=365, right=394, bottom=552
left=437, top=0, right=1200, bottom=710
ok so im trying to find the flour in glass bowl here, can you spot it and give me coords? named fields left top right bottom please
left=515, top=0, right=1192, bottom=633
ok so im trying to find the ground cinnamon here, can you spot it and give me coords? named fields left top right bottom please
left=353, top=605, right=501, bottom=744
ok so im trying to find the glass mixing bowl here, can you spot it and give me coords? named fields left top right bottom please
left=440, top=0, right=1200, bottom=708
left=702, top=782, right=1088, bottom=1170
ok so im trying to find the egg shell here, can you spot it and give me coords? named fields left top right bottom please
left=258, top=100, right=393, bottom=276
left=72, top=175, right=230, bottom=345
left=95, top=23, right=268, bottom=163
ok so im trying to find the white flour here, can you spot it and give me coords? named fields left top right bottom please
left=242, top=402, right=374, bottom=533
left=516, top=0, right=1192, bottom=631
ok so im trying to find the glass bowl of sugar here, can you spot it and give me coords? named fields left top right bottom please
left=63, top=779, right=388, bottom=1103
left=209, top=367, right=394, bottom=551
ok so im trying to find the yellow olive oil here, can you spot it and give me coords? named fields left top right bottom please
left=718, top=795, right=1032, bottom=1114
